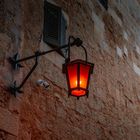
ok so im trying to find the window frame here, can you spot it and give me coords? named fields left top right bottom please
left=43, top=1, right=67, bottom=57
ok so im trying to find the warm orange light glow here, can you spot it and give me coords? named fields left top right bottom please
left=71, top=80, right=86, bottom=96
left=64, top=59, right=94, bottom=98
left=72, top=90, right=86, bottom=96
left=75, top=80, right=82, bottom=86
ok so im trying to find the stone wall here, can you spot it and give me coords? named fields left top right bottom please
left=0, top=0, right=140, bottom=139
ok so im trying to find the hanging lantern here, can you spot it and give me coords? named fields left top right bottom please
left=8, top=35, right=95, bottom=97
left=63, top=59, right=94, bottom=98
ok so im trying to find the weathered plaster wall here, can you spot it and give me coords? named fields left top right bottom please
left=0, top=0, right=140, bottom=140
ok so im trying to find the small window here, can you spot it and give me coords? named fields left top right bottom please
left=99, top=0, right=108, bottom=10
left=43, top=1, right=67, bottom=56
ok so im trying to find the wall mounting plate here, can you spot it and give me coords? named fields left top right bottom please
left=8, top=53, right=23, bottom=70
left=9, top=81, right=23, bottom=97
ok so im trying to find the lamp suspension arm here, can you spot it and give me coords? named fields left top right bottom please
left=15, top=44, right=70, bottom=64
left=80, top=45, right=88, bottom=62
left=66, top=36, right=76, bottom=62
left=67, top=36, right=71, bottom=62
left=9, top=37, right=85, bottom=68
left=65, top=36, right=88, bottom=62
left=67, top=36, right=88, bottom=62
left=68, top=36, right=88, bottom=62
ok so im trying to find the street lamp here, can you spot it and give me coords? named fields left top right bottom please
left=9, top=36, right=94, bottom=99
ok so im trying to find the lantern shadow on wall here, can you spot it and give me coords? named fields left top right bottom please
left=8, top=36, right=94, bottom=99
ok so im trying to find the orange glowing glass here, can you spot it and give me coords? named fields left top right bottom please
left=63, top=59, right=94, bottom=98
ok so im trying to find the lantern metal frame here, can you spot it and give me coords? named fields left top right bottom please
left=8, top=36, right=94, bottom=97
left=63, top=59, right=94, bottom=99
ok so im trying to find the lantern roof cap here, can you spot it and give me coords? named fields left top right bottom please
left=67, top=59, right=94, bottom=66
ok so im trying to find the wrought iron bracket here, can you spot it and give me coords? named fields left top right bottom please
left=8, top=36, right=88, bottom=96
left=9, top=51, right=39, bottom=96
left=8, top=53, right=24, bottom=70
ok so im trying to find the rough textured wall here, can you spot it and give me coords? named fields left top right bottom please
left=0, top=0, right=140, bottom=140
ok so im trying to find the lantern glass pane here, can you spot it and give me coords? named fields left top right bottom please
left=80, top=64, right=90, bottom=88
left=67, top=63, right=78, bottom=88
left=66, top=60, right=93, bottom=97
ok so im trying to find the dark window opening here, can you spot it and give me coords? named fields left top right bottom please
left=43, top=1, right=67, bottom=56
left=0, top=0, right=5, bottom=28
left=99, top=0, right=108, bottom=10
